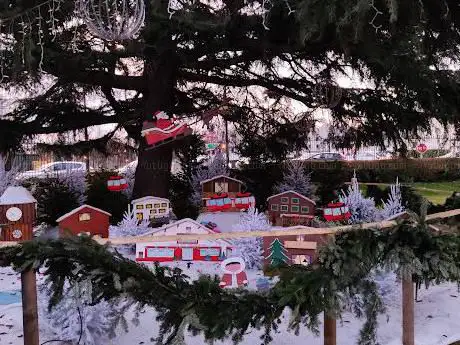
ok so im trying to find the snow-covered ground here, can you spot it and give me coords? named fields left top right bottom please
left=1, top=263, right=460, bottom=345
left=197, top=212, right=245, bottom=232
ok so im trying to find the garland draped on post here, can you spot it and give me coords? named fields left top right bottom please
left=0, top=213, right=459, bottom=345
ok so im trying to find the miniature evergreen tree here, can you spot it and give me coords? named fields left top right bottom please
left=232, top=206, right=270, bottom=269
left=109, top=208, right=151, bottom=238
left=266, top=238, right=289, bottom=267
left=274, top=161, right=316, bottom=200
left=340, top=172, right=378, bottom=224
left=380, top=178, right=405, bottom=219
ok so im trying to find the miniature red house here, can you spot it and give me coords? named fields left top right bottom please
left=56, top=205, right=111, bottom=238
left=267, top=190, right=316, bottom=226
left=0, top=186, right=37, bottom=241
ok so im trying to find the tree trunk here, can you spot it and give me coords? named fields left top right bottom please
left=324, top=313, right=336, bottom=345
left=21, top=269, right=39, bottom=345
left=132, top=47, right=179, bottom=199
left=402, top=278, right=415, bottom=345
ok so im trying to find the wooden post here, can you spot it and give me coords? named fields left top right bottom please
left=402, top=278, right=414, bottom=345
left=21, top=269, right=39, bottom=345
left=324, top=313, right=336, bottom=345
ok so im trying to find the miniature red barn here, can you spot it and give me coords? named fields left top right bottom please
left=267, top=190, right=316, bottom=226
left=135, top=218, right=232, bottom=263
left=56, top=205, right=111, bottom=238
left=0, top=186, right=37, bottom=241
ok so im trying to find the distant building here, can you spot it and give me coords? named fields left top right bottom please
left=135, top=218, right=232, bottom=263
left=267, top=190, right=316, bottom=226
left=57, top=205, right=111, bottom=238
left=131, top=196, right=171, bottom=221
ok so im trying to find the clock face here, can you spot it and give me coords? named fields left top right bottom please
left=12, top=229, right=22, bottom=239
left=6, top=207, right=22, bottom=222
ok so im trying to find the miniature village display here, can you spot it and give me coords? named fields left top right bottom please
left=56, top=205, right=111, bottom=238
left=201, top=175, right=255, bottom=212
left=267, top=190, right=316, bottom=226
left=219, top=257, right=248, bottom=288
left=0, top=186, right=37, bottom=241
left=322, top=201, right=351, bottom=222
left=135, top=218, right=232, bottom=263
left=131, top=196, right=171, bottom=221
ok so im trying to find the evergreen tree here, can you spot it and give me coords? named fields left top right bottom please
left=1, top=0, right=460, bottom=199
left=0, top=154, right=17, bottom=195
left=274, top=161, right=316, bottom=199
left=380, top=178, right=405, bottom=219
left=232, top=206, right=271, bottom=269
left=340, top=173, right=378, bottom=224
left=266, top=238, right=289, bottom=267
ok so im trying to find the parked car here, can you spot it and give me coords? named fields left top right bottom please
left=307, top=152, right=345, bottom=161
left=16, top=161, right=87, bottom=181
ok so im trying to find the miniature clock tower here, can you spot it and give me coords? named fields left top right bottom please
left=0, top=186, right=37, bottom=241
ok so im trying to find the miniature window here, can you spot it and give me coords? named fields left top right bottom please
left=79, top=213, right=91, bottom=221
left=154, top=203, right=161, bottom=208
left=271, top=204, right=279, bottom=211
left=291, top=205, right=300, bottom=212
left=159, top=209, right=166, bottom=213
left=138, top=252, right=144, bottom=258
left=280, top=205, right=288, bottom=212
left=291, top=198, right=300, bottom=204
left=146, top=204, right=153, bottom=209
left=161, top=203, right=168, bottom=207
left=280, top=197, right=289, bottom=204
left=214, top=182, right=229, bottom=193
left=146, top=248, right=174, bottom=258
left=332, top=208, right=341, bottom=216
left=149, top=214, right=156, bottom=219
left=136, top=205, right=144, bottom=210
left=200, top=248, right=220, bottom=257
left=186, top=226, right=192, bottom=233
left=136, top=213, right=143, bottom=220
left=150, top=209, right=157, bottom=214
left=301, top=206, right=309, bottom=213
left=324, top=208, right=333, bottom=215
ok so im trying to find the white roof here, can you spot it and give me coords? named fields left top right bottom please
left=199, top=175, right=244, bottom=185
left=56, top=205, right=111, bottom=222
left=267, top=190, right=317, bottom=205
left=131, top=196, right=170, bottom=204
left=0, top=186, right=37, bottom=205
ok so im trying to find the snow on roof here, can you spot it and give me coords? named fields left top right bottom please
left=0, top=186, right=37, bottom=205
left=267, top=190, right=317, bottom=205
left=56, top=205, right=111, bottom=222
left=199, top=175, right=244, bottom=185
left=196, top=212, right=244, bottom=233
left=131, top=196, right=170, bottom=204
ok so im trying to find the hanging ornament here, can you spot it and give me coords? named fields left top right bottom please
left=76, top=0, right=145, bottom=41
left=313, top=79, right=343, bottom=109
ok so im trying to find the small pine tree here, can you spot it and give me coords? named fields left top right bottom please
left=189, top=152, right=228, bottom=208
left=266, top=238, right=289, bottom=267
left=0, top=154, right=17, bottom=195
left=380, top=178, right=405, bottom=219
left=340, top=173, right=378, bottom=224
left=274, top=161, right=316, bottom=199
left=232, top=206, right=270, bottom=269
left=109, top=208, right=151, bottom=238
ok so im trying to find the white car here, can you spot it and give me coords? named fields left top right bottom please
left=16, top=161, right=87, bottom=181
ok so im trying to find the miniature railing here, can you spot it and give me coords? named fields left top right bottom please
left=4, top=208, right=460, bottom=345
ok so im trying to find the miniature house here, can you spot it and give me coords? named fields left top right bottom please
left=267, top=190, right=316, bottom=226
left=263, top=234, right=328, bottom=268
left=0, top=186, right=37, bottom=241
left=135, top=218, right=232, bottom=263
left=131, top=196, right=171, bottom=221
left=56, top=205, right=111, bottom=238
left=201, top=175, right=255, bottom=212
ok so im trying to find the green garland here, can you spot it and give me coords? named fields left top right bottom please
left=1, top=215, right=459, bottom=345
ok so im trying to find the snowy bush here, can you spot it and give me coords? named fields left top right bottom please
left=109, top=208, right=151, bottom=238
left=39, top=282, right=127, bottom=345
left=380, top=178, right=405, bottom=220
left=274, top=160, right=316, bottom=199
left=232, top=206, right=270, bottom=269
left=189, top=152, right=228, bottom=208
left=0, top=154, right=17, bottom=195
left=340, top=173, right=378, bottom=224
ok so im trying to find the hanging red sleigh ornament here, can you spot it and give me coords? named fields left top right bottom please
left=107, top=176, right=128, bottom=192
left=141, top=111, right=192, bottom=148
left=322, top=202, right=351, bottom=222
